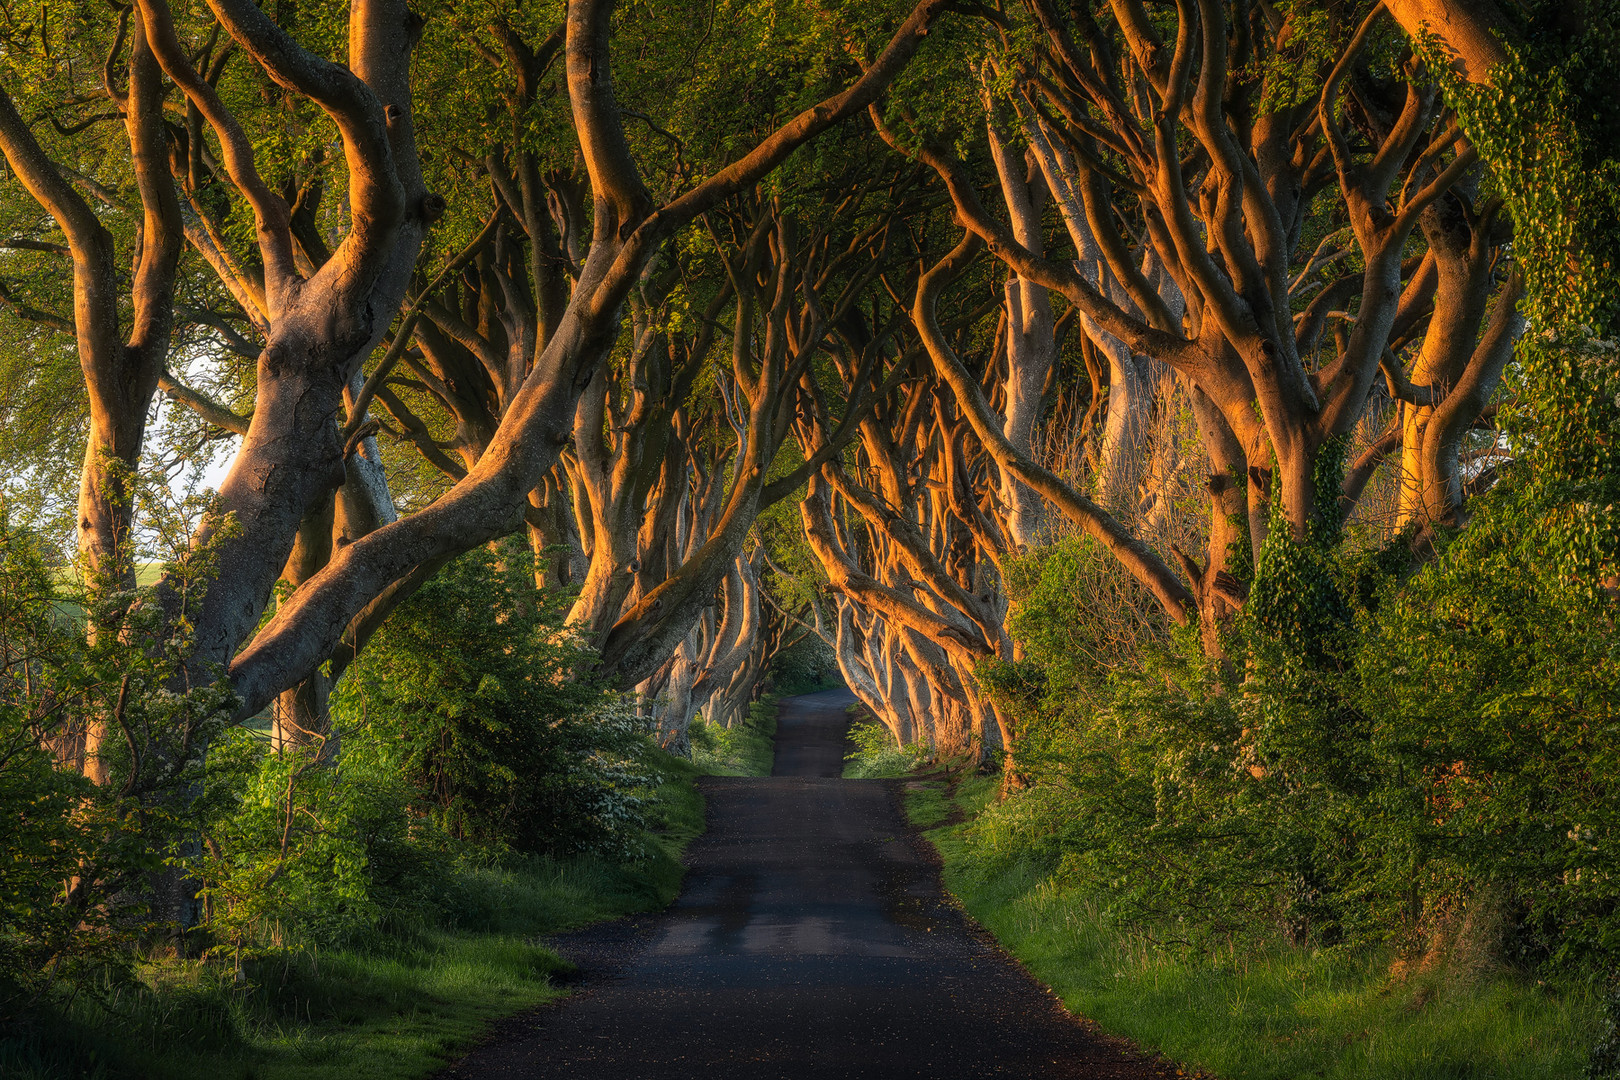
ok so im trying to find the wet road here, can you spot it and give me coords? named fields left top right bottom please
left=439, top=688, right=1171, bottom=1079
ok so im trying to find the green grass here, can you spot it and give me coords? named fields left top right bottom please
left=2, top=756, right=706, bottom=1080
left=689, top=697, right=778, bottom=776
left=907, top=778, right=1602, bottom=1080
left=899, top=777, right=956, bottom=824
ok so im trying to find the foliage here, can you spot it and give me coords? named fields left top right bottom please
left=335, top=546, right=656, bottom=859
left=0, top=758, right=703, bottom=1080
left=1002, top=536, right=1168, bottom=689
left=0, top=530, right=101, bottom=996
left=1592, top=988, right=1620, bottom=1079
left=0, top=515, right=237, bottom=1003
left=187, top=730, right=445, bottom=952
left=918, top=778, right=1602, bottom=1080
left=1359, top=489, right=1620, bottom=979
left=842, top=715, right=927, bottom=779
left=982, top=481, right=1620, bottom=1005
left=767, top=635, right=837, bottom=696
left=690, top=697, right=778, bottom=777
left=1423, top=2, right=1620, bottom=597
left=1243, top=437, right=1351, bottom=661
left=2, top=522, right=710, bottom=1076
left=175, top=546, right=665, bottom=958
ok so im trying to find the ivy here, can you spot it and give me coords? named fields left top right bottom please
left=1421, top=5, right=1620, bottom=596
left=1245, top=436, right=1351, bottom=662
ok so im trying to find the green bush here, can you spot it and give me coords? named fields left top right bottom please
left=189, top=729, right=445, bottom=951
left=1003, top=535, right=1167, bottom=693
left=690, top=698, right=777, bottom=776
left=179, top=546, right=663, bottom=957
left=987, top=491, right=1620, bottom=987
left=334, top=546, right=656, bottom=859
left=1, top=517, right=236, bottom=1000
left=925, top=781, right=1601, bottom=1080
left=843, top=716, right=926, bottom=779
left=1358, top=493, right=1620, bottom=979
left=1, top=528, right=709, bottom=1079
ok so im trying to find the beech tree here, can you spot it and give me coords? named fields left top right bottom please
left=755, top=0, right=1542, bottom=768
left=217, top=0, right=950, bottom=720
left=0, top=0, right=950, bottom=748
left=0, top=0, right=1562, bottom=778
left=861, top=1, right=1522, bottom=658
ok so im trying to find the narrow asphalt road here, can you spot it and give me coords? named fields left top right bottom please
left=439, top=688, right=1174, bottom=1079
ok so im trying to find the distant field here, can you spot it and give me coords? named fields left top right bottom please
left=49, top=562, right=166, bottom=589
left=44, top=563, right=167, bottom=626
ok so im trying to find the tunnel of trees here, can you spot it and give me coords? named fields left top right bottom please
left=1, top=0, right=1618, bottom=1068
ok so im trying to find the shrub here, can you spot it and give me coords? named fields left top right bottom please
left=334, top=545, right=656, bottom=859
left=843, top=717, right=926, bottom=779
left=982, top=490, right=1620, bottom=985
left=1, top=518, right=236, bottom=999
left=690, top=698, right=776, bottom=776
left=183, top=545, right=667, bottom=957
left=188, top=729, right=444, bottom=951
left=1358, top=492, right=1620, bottom=978
left=1003, top=535, right=1167, bottom=692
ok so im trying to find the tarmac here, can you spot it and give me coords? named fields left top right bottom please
left=437, top=687, right=1173, bottom=1079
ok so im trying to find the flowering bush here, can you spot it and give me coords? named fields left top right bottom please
left=182, top=544, right=662, bottom=956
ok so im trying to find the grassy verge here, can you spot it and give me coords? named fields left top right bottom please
left=689, top=697, right=778, bottom=777
left=4, top=756, right=706, bottom=1080
left=905, top=776, right=1602, bottom=1080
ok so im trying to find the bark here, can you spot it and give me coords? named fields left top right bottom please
left=985, top=114, right=1055, bottom=548
left=0, top=12, right=183, bottom=780
left=1384, top=0, right=1514, bottom=84
left=272, top=492, right=335, bottom=752
left=1394, top=186, right=1520, bottom=526
left=137, top=0, right=433, bottom=688
left=226, top=0, right=952, bottom=718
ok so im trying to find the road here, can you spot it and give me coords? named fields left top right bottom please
left=438, top=687, right=1173, bottom=1079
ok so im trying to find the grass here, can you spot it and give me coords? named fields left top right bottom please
left=906, top=776, right=1603, bottom=1080
left=2, top=755, right=707, bottom=1080
left=689, top=697, right=778, bottom=776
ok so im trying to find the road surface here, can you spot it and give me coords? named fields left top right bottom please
left=438, top=688, right=1173, bottom=1079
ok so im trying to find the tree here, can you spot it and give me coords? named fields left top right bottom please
left=221, top=0, right=952, bottom=719
left=873, top=2, right=1519, bottom=652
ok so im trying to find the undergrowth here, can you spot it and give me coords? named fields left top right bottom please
left=689, top=697, right=778, bottom=777
left=908, top=776, right=1603, bottom=1080
left=0, top=756, right=705, bottom=1080
left=842, top=712, right=927, bottom=779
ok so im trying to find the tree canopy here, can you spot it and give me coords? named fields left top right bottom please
left=3, top=0, right=1620, bottom=1053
